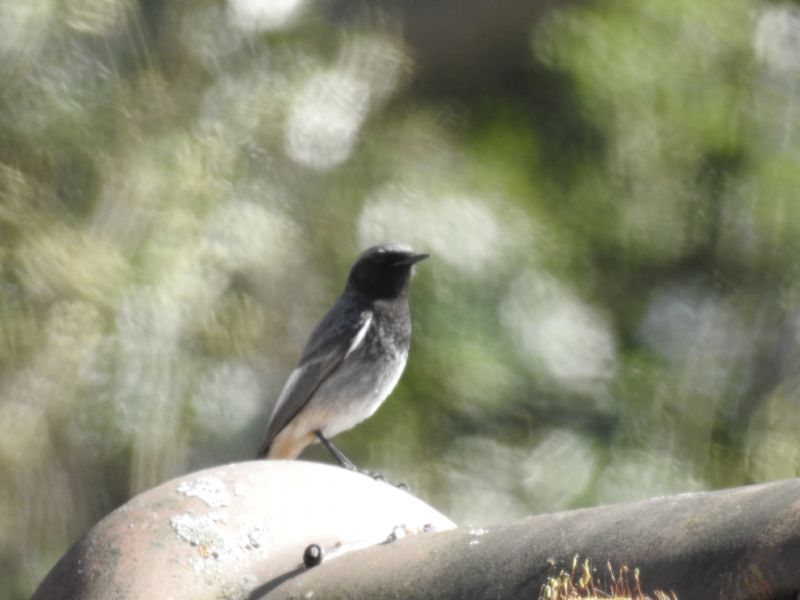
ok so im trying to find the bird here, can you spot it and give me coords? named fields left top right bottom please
left=256, top=242, right=428, bottom=471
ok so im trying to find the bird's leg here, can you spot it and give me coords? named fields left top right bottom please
left=313, top=430, right=390, bottom=483
left=314, top=430, right=357, bottom=471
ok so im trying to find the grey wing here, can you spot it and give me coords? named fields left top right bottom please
left=257, top=299, right=373, bottom=457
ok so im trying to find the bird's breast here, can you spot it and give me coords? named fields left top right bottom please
left=309, top=321, right=409, bottom=438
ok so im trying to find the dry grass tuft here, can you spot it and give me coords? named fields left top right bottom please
left=538, top=555, right=677, bottom=600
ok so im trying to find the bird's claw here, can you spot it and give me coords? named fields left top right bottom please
left=359, top=469, right=387, bottom=482
left=358, top=469, right=411, bottom=492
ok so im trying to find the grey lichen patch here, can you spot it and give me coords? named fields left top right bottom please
left=170, top=511, right=229, bottom=557
left=169, top=511, right=269, bottom=573
left=177, top=475, right=232, bottom=508
left=241, top=524, right=268, bottom=550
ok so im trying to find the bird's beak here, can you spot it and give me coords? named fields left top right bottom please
left=397, top=253, right=429, bottom=267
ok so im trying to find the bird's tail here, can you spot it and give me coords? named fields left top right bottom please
left=257, top=432, right=312, bottom=460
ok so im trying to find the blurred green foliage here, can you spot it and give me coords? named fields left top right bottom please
left=3, top=0, right=800, bottom=597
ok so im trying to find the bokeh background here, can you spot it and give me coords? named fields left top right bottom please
left=3, top=0, right=800, bottom=596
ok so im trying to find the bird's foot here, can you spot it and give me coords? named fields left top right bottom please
left=358, top=469, right=410, bottom=492
left=359, top=468, right=387, bottom=482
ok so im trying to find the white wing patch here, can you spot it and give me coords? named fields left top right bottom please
left=345, top=312, right=373, bottom=358
left=268, top=364, right=304, bottom=421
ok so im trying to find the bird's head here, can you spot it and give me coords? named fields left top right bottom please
left=346, top=242, right=429, bottom=300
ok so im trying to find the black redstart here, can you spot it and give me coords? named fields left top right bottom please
left=256, top=242, right=428, bottom=469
